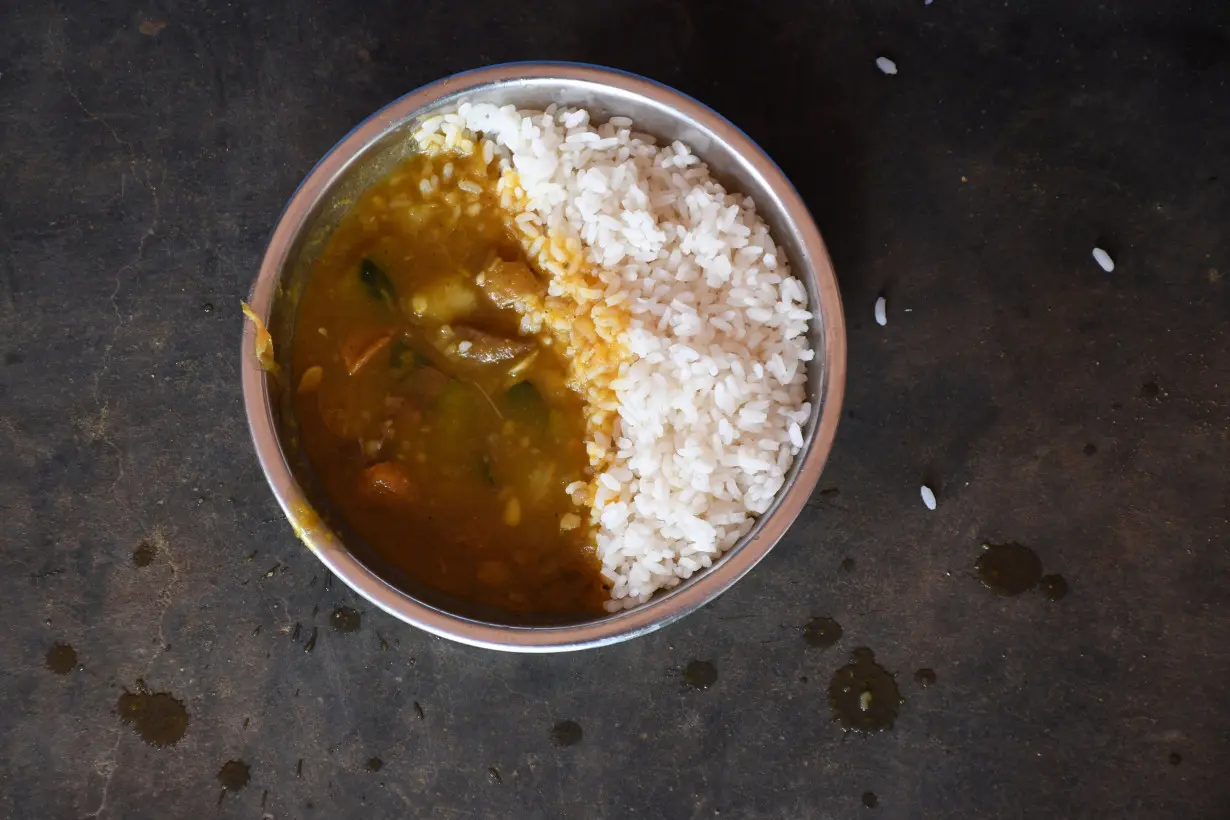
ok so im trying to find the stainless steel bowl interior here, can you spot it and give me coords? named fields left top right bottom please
left=242, top=63, right=846, bottom=652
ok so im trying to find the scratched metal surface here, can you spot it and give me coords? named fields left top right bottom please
left=2, top=1, right=1229, bottom=818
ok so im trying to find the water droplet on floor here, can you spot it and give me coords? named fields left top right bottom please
left=802, top=617, right=843, bottom=649
left=551, top=720, right=583, bottom=747
left=1040, top=574, right=1069, bottom=601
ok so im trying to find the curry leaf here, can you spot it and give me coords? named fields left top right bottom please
left=359, top=258, right=397, bottom=308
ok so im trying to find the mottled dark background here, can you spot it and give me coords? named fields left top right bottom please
left=2, top=1, right=1229, bottom=818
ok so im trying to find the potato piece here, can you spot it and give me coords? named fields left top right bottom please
left=360, top=461, right=415, bottom=501
left=477, top=259, right=543, bottom=309
left=441, top=325, right=535, bottom=364
left=297, top=365, right=324, bottom=394
left=408, top=276, right=479, bottom=324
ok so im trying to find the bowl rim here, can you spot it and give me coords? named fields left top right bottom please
left=241, top=61, right=846, bottom=652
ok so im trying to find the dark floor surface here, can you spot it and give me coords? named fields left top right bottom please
left=3, top=1, right=1229, bottom=818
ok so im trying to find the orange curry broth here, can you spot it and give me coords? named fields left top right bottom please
left=291, top=152, right=608, bottom=614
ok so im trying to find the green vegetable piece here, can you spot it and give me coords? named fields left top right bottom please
left=359, top=258, right=397, bottom=308
left=506, top=381, right=548, bottom=428
left=390, top=339, right=433, bottom=372
left=506, top=381, right=542, bottom=408
left=389, top=338, right=410, bottom=370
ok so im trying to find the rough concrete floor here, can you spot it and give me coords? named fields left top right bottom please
left=2, top=2, right=1228, bottom=818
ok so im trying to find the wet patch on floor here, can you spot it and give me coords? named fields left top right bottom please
left=829, top=649, right=902, bottom=732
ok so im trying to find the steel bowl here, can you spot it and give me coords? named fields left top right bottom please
left=242, top=62, right=846, bottom=652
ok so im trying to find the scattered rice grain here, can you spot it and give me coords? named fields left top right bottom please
left=1092, top=247, right=1114, bottom=272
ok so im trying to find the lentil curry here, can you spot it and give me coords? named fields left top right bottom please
left=291, top=152, right=608, bottom=614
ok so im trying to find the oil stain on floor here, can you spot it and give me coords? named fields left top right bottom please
left=45, top=643, right=77, bottom=675
left=217, top=760, right=250, bottom=792
left=132, top=540, right=157, bottom=567
left=330, top=607, right=361, bottom=633
left=551, top=720, right=583, bottom=748
left=116, top=680, right=189, bottom=747
left=976, top=542, right=1043, bottom=594
left=683, top=660, right=718, bottom=690
left=977, top=542, right=1067, bottom=599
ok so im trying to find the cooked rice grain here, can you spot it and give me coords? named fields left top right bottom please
left=417, top=104, right=814, bottom=609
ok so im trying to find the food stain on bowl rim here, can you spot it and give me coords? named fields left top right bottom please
left=241, top=62, right=847, bottom=652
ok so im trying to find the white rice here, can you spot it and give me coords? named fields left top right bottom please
left=1092, top=247, right=1114, bottom=272
left=876, top=57, right=898, bottom=75
left=920, top=485, right=937, bottom=510
left=417, top=103, right=814, bottom=610
left=874, top=296, right=888, bottom=327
